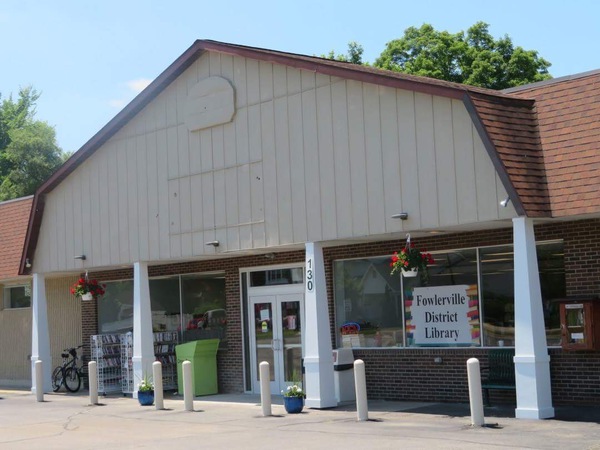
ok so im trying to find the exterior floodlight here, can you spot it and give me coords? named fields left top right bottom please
left=391, top=212, right=409, bottom=220
left=205, top=241, right=220, bottom=247
left=500, top=197, right=511, bottom=208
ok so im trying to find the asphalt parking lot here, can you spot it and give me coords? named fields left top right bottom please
left=1, top=389, right=599, bottom=449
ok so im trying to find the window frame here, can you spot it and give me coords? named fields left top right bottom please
left=3, top=284, right=32, bottom=310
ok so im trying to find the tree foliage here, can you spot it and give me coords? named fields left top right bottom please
left=321, top=41, right=365, bottom=65
left=374, top=22, right=552, bottom=89
left=0, top=87, right=65, bottom=201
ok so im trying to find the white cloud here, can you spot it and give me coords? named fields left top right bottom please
left=108, top=78, right=152, bottom=109
left=126, top=78, right=152, bottom=93
left=108, top=99, right=127, bottom=109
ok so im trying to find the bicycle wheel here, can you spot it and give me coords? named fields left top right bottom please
left=64, top=367, right=81, bottom=392
left=52, top=367, right=63, bottom=392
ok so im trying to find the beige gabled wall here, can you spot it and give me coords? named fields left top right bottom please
left=33, top=51, right=516, bottom=274
left=0, top=276, right=81, bottom=386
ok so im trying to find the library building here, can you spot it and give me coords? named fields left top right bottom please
left=3, top=41, right=599, bottom=420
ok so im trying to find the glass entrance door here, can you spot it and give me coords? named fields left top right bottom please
left=249, top=293, right=303, bottom=394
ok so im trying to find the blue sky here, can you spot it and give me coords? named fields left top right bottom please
left=1, top=0, right=598, bottom=153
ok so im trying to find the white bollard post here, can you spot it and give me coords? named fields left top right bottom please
left=88, top=361, right=98, bottom=405
left=259, top=361, right=271, bottom=416
left=153, top=361, right=164, bottom=410
left=354, top=359, right=368, bottom=421
left=35, top=360, right=44, bottom=402
left=467, top=358, right=485, bottom=427
left=182, top=360, right=193, bottom=411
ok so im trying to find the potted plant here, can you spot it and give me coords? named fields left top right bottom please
left=137, top=376, right=154, bottom=406
left=390, top=237, right=434, bottom=281
left=281, top=384, right=305, bottom=414
left=70, top=277, right=106, bottom=301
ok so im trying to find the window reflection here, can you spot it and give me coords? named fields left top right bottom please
left=97, top=273, right=227, bottom=342
left=334, top=257, right=403, bottom=348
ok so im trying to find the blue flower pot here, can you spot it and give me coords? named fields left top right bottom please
left=138, top=390, right=154, bottom=406
left=283, top=396, right=304, bottom=414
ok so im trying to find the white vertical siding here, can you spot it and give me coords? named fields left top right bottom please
left=347, top=80, right=369, bottom=237
left=316, top=84, right=336, bottom=241
left=33, top=52, right=516, bottom=273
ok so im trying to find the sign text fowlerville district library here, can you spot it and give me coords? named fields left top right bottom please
left=412, top=285, right=473, bottom=345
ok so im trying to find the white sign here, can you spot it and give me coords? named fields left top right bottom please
left=260, top=309, right=270, bottom=321
left=411, top=285, right=476, bottom=345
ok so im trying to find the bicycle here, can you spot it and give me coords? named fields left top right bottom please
left=52, top=345, right=84, bottom=392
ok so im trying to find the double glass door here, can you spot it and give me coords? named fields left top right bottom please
left=249, top=293, right=303, bottom=394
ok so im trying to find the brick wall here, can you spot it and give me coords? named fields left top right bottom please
left=80, top=219, right=599, bottom=404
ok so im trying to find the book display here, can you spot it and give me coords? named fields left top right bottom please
left=91, top=334, right=123, bottom=394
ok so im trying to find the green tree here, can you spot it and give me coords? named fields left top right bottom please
left=322, top=41, right=365, bottom=65
left=0, top=87, right=65, bottom=200
left=374, top=22, right=552, bottom=89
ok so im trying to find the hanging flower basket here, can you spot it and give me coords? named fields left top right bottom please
left=402, top=267, right=419, bottom=278
left=390, top=234, right=434, bottom=282
left=70, top=275, right=106, bottom=301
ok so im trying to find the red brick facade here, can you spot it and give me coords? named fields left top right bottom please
left=81, top=219, right=600, bottom=405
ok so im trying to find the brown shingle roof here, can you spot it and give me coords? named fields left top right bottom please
left=466, top=92, right=549, bottom=216
left=0, top=196, right=33, bottom=280
left=508, top=71, right=600, bottom=217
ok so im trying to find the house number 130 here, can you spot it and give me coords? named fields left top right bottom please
left=306, top=258, right=314, bottom=292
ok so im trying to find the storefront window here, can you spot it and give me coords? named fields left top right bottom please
left=480, top=242, right=564, bottom=346
left=480, top=246, right=515, bottom=346
left=97, top=273, right=226, bottom=342
left=333, top=241, right=565, bottom=349
left=334, top=257, right=403, bottom=348
left=181, top=274, right=226, bottom=343
left=98, top=280, right=134, bottom=333
left=538, top=242, right=564, bottom=346
left=150, top=276, right=181, bottom=333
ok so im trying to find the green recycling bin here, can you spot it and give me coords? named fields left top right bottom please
left=176, top=339, right=220, bottom=396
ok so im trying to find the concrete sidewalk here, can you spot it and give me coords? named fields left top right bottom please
left=1, top=389, right=599, bottom=449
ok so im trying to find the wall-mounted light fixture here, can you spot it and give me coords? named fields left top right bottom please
left=25, top=258, right=32, bottom=268
left=391, top=212, right=409, bottom=220
left=74, top=255, right=87, bottom=260
left=264, top=253, right=275, bottom=260
left=500, top=197, right=511, bottom=208
left=205, top=240, right=220, bottom=247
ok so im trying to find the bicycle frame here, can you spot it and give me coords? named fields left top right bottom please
left=52, top=346, right=83, bottom=393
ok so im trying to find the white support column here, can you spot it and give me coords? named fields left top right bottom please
left=132, top=261, right=155, bottom=398
left=304, top=242, right=337, bottom=409
left=31, top=272, right=52, bottom=393
left=513, top=217, right=554, bottom=419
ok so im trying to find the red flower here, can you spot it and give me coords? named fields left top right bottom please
left=71, top=277, right=106, bottom=300
left=390, top=240, right=434, bottom=281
